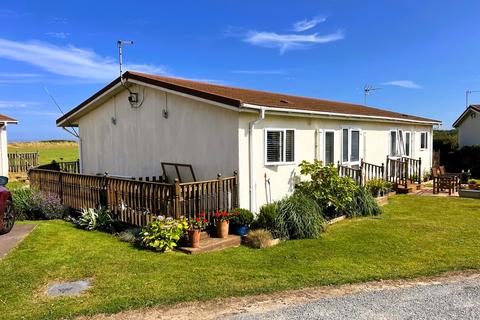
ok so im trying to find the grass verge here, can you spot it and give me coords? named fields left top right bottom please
left=8, top=141, right=78, bottom=165
left=1, top=195, right=480, bottom=319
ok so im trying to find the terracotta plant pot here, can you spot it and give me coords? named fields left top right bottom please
left=216, top=220, right=229, bottom=238
left=188, top=229, right=201, bottom=248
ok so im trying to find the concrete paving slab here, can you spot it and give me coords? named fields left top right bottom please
left=0, top=224, right=36, bottom=260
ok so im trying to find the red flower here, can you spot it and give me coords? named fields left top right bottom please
left=203, top=219, right=208, bottom=223
left=195, top=217, right=200, bottom=222
left=222, top=211, right=228, bottom=217
left=199, top=213, right=205, bottom=217
left=215, top=211, right=220, bottom=218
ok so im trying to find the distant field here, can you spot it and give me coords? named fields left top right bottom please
left=8, top=141, right=78, bottom=165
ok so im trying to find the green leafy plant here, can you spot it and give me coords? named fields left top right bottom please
left=140, top=216, right=189, bottom=252
left=273, top=191, right=325, bottom=240
left=251, top=203, right=277, bottom=231
left=296, top=160, right=359, bottom=218
left=230, top=208, right=254, bottom=226
left=75, top=207, right=114, bottom=232
left=345, top=187, right=383, bottom=217
left=365, top=179, right=391, bottom=197
left=245, top=229, right=273, bottom=249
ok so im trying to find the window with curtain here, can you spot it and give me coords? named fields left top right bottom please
left=265, top=129, right=295, bottom=164
left=325, top=131, right=334, bottom=165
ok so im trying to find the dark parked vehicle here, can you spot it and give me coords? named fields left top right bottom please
left=0, top=176, right=14, bottom=235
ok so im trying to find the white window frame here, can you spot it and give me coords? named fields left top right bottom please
left=404, top=131, right=412, bottom=157
left=323, top=129, right=335, bottom=165
left=420, top=131, right=429, bottom=150
left=389, top=128, right=412, bottom=158
left=264, top=128, right=296, bottom=166
left=341, top=126, right=362, bottom=167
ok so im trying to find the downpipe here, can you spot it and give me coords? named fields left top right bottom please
left=249, top=107, right=265, bottom=213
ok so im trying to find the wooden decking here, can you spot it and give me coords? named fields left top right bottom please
left=176, top=233, right=241, bottom=254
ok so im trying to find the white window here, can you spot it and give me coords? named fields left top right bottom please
left=420, top=132, right=428, bottom=149
left=390, top=131, right=397, bottom=156
left=324, top=131, right=335, bottom=165
left=404, top=132, right=411, bottom=156
left=390, top=129, right=412, bottom=157
left=342, top=128, right=361, bottom=165
left=265, top=129, right=295, bottom=165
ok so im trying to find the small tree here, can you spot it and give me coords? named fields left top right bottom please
left=296, top=160, right=359, bottom=218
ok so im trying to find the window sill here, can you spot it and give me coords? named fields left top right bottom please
left=265, top=162, right=296, bottom=166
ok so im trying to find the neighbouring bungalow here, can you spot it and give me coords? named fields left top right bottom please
left=453, top=105, right=480, bottom=148
left=0, top=114, right=17, bottom=177
left=57, top=71, right=440, bottom=212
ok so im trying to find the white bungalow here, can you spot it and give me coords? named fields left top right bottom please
left=57, top=72, right=440, bottom=212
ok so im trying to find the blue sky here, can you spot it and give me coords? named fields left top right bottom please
left=1, top=0, right=479, bottom=141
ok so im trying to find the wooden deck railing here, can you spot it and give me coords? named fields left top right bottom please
left=401, top=156, right=422, bottom=184
left=337, top=162, right=363, bottom=185
left=361, top=160, right=385, bottom=183
left=175, top=173, right=238, bottom=221
left=28, top=168, right=238, bottom=226
left=8, top=152, right=39, bottom=173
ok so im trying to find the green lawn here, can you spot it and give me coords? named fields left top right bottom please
left=8, top=141, right=78, bottom=165
left=1, top=195, right=480, bottom=319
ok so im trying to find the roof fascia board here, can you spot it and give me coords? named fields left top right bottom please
left=57, top=82, right=123, bottom=127
left=242, top=103, right=441, bottom=126
left=453, top=106, right=478, bottom=128
left=127, top=79, right=241, bottom=113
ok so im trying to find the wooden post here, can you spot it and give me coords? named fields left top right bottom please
left=174, top=178, right=181, bottom=219
left=360, top=159, right=365, bottom=186
left=216, top=173, right=222, bottom=212
left=381, top=163, right=385, bottom=181
left=58, top=171, right=64, bottom=205
left=233, top=170, right=238, bottom=208
left=418, top=157, right=422, bottom=184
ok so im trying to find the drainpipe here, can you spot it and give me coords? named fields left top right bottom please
left=248, top=107, right=265, bottom=213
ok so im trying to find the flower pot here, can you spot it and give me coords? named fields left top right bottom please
left=231, top=224, right=250, bottom=236
left=188, top=229, right=201, bottom=248
left=216, top=220, right=229, bottom=238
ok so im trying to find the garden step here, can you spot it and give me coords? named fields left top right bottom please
left=176, top=235, right=241, bottom=254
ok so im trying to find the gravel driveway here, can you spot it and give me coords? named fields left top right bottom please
left=226, top=276, right=480, bottom=320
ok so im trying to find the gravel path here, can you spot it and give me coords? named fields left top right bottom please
left=226, top=276, right=480, bottom=320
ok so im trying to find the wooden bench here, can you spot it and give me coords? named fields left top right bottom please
left=432, top=166, right=460, bottom=195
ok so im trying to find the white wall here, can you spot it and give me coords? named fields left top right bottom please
left=458, top=111, right=480, bottom=147
left=78, top=85, right=239, bottom=181
left=0, top=125, right=8, bottom=177
left=238, top=113, right=434, bottom=211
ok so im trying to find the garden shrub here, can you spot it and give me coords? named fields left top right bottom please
left=345, top=187, right=382, bottom=217
left=273, top=190, right=325, bottom=240
left=230, top=208, right=254, bottom=226
left=245, top=229, right=273, bottom=249
left=251, top=203, right=277, bottom=231
left=118, top=228, right=142, bottom=244
left=12, top=187, right=67, bottom=220
left=74, top=207, right=114, bottom=232
left=139, top=216, right=188, bottom=252
left=296, top=160, right=359, bottom=219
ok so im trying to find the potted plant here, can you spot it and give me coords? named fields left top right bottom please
left=214, top=211, right=230, bottom=238
left=469, top=179, right=477, bottom=190
left=188, top=213, right=208, bottom=248
left=229, top=208, right=254, bottom=236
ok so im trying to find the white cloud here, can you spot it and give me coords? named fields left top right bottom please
left=0, top=38, right=168, bottom=82
left=0, top=72, right=42, bottom=84
left=231, top=70, right=286, bottom=75
left=45, top=32, right=70, bottom=39
left=383, top=80, right=422, bottom=89
left=244, top=30, right=344, bottom=54
left=0, top=100, right=41, bottom=108
left=292, top=15, right=327, bottom=32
